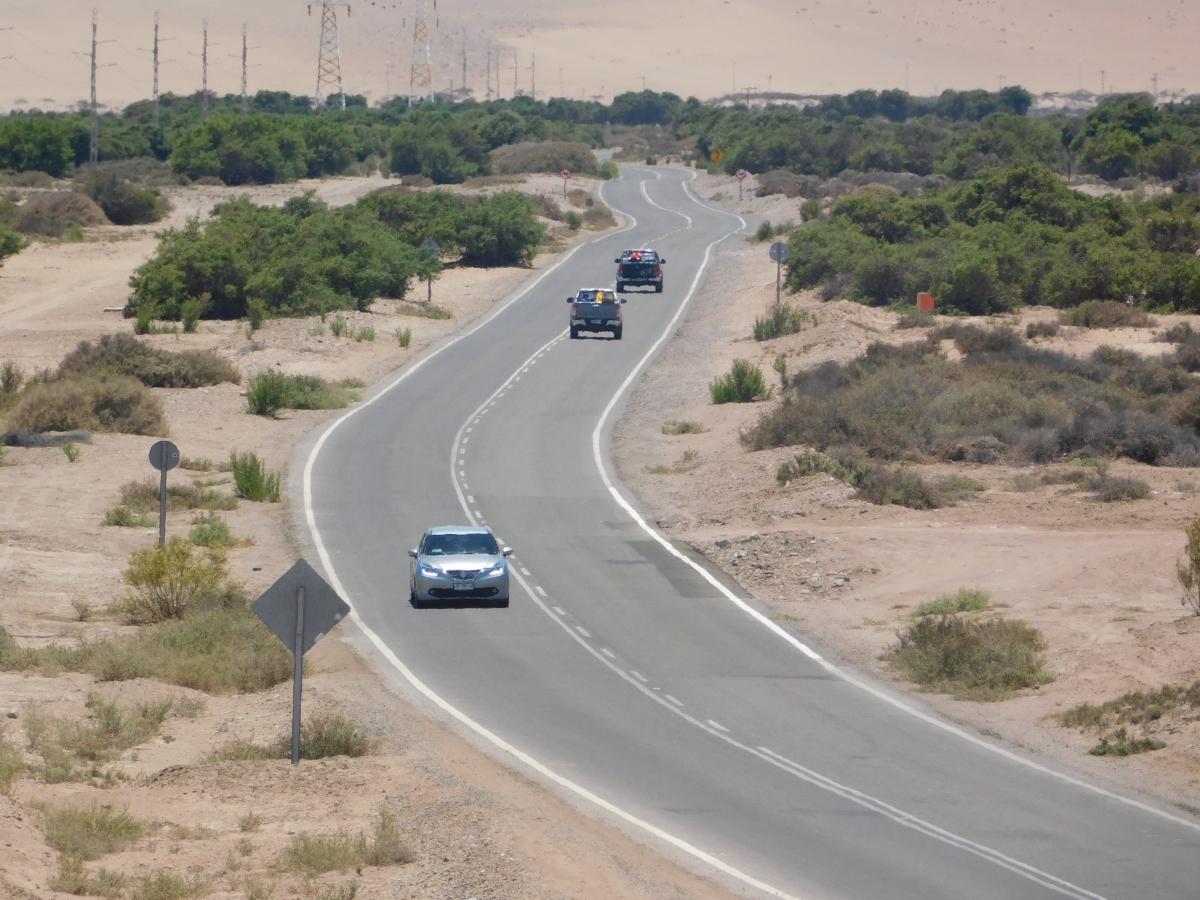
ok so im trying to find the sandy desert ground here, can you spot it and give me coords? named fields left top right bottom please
left=613, top=168, right=1200, bottom=815
left=0, top=0, right=1196, bottom=112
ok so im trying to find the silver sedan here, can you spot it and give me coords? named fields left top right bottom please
left=408, top=525, right=512, bottom=608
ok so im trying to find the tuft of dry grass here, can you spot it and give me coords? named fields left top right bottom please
left=1060, top=300, right=1153, bottom=329
left=276, top=810, right=411, bottom=875
left=5, top=374, right=167, bottom=436
left=37, top=804, right=148, bottom=860
left=57, top=334, right=240, bottom=388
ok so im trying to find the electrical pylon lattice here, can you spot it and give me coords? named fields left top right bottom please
left=409, top=0, right=432, bottom=104
left=311, top=1, right=349, bottom=110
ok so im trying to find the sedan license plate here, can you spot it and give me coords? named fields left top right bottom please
left=452, top=580, right=473, bottom=591
left=590, top=319, right=603, bottom=326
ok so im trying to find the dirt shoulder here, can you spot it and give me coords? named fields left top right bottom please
left=613, top=169, right=1200, bottom=813
left=0, top=174, right=742, bottom=900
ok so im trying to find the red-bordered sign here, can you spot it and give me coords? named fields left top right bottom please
left=735, top=168, right=749, bottom=181
left=559, top=168, right=572, bottom=180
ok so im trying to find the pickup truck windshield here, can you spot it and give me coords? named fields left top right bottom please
left=578, top=290, right=616, bottom=302
left=423, top=533, right=499, bottom=555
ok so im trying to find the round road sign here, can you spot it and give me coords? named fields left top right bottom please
left=148, top=440, right=180, bottom=472
left=769, top=241, right=791, bottom=263
left=559, top=168, right=572, bottom=180
left=736, top=168, right=749, bottom=181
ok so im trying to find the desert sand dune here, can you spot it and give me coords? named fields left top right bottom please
left=0, top=0, right=1195, bottom=112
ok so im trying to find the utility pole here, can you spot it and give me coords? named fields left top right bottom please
left=81, top=9, right=113, bottom=169
left=408, top=0, right=431, bottom=105
left=90, top=9, right=99, bottom=168
left=1152, top=72, right=1160, bottom=96
left=559, top=63, right=563, bottom=99
left=152, top=12, right=160, bottom=127
left=530, top=52, right=535, bottom=100
left=1101, top=69, right=1106, bottom=95
left=461, top=40, right=466, bottom=97
left=485, top=46, right=491, bottom=100
left=201, top=19, right=209, bottom=116
left=311, top=2, right=350, bottom=110
left=241, top=25, right=248, bottom=112
left=513, top=51, right=517, bottom=97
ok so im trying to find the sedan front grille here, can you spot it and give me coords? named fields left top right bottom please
left=446, top=570, right=478, bottom=580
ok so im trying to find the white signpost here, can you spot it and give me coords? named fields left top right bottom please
left=559, top=167, right=571, bottom=197
left=736, top=168, right=749, bottom=201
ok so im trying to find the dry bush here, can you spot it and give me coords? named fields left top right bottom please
left=58, top=335, right=240, bottom=388
left=534, top=193, right=563, bottom=221
left=1025, top=320, right=1060, bottom=339
left=5, top=191, right=107, bottom=236
left=755, top=170, right=811, bottom=199
left=1060, top=300, right=1153, bottom=329
left=118, top=478, right=238, bottom=513
left=490, top=141, right=599, bottom=176
left=116, top=537, right=229, bottom=624
left=5, top=374, right=166, bottom=435
left=884, top=616, right=1055, bottom=700
left=26, top=694, right=171, bottom=782
left=37, top=804, right=148, bottom=860
left=278, top=811, right=411, bottom=875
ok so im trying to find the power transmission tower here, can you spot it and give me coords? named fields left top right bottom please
left=485, top=46, right=491, bottom=100
left=1152, top=72, right=1160, bottom=96
left=233, top=25, right=260, bottom=113
left=86, top=9, right=114, bottom=169
left=201, top=20, right=209, bottom=116
left=408, top=0, right=432, bottom=105
left=461, top=33, right=466, bottom=97
left=152, top=12, right=161, bottom=126
left=512, top=51, right=517, bottom=97
left=310, top=1, right=350, bottom=111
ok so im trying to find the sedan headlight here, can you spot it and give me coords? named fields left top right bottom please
left=418, top=565, right=442, bottom=579
left=486, top=564, right=506, bottom=577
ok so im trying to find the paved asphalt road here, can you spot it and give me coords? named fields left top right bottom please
left=300, top=166, right=1200, bottom=900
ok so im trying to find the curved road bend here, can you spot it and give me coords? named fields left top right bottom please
left=300, top=166, right=1200, bottom=900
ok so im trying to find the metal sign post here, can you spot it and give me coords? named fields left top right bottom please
left=559, top=167, right=571, bottom=198
left=252, top=559, right=349, bottom=765
left=769, top=240, right=791, bottom=305
left=291, top=585, right=305, bottom=764
left=148, top=440, right=180, bottom=545
left=736, top=168, right=748, bottom=201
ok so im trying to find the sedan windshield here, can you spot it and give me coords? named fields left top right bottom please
left=423, top=532, right=499, bottom=556
left=578, top=290, right=616, bottom=302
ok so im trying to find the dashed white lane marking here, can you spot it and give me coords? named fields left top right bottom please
left=462, top=437, right=468, bottom=443
left=535, top=586, right=547, bottom=597
left=601, top=648, right=617, bottom=659
left=631, top=670, right=648, bottom=683
left=466, top=427, right=473, bottom=433
left=520, top=567, right=532, bottom=576
left=467, top=495, right=474, bottom=503
left=707, top=720, right=729, bottom=732
left=665, top=695, right=683, bottom=707
left=473, top=510, right=482, bottom=518
left=552, top=606, right=566, bottom=615
left=575, top=626, right=591, bottom=638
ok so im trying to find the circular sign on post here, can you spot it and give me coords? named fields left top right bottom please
left=559, top=168, right=572, bottom=180
left=148, top=440, right=180, bottom=472
left=769, top=241, right=791, bottom=263
left=736, top=168, right=749, bottom=181
left=710, top=149, right=724, bottom=163
left=420, top=239, right=441, bottom=259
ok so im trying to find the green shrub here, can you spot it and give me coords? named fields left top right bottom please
left=245, top=371, right=362, bottom=417
left=128, top=869, right=208, bottom=900
left=1060, top=682, right=1200, bottom=733
left=884, top=615, right=1055, bottom=700
left=354, top=326, right=375, bottom=342
left=329, top=317, right=348, bottom=338
left=188, top=512, right=237, bottom=548
left=856, top=466, right=943, bottom=509
left=37, top=804, right=148, bottom=860
left=79, top=174, right=169, bottom=225
left=1, top=360, right=23, bottom=395
left=1089, top=728, right=1165, bottom=757
left=134, top=306, right=155, bottom=335
left=102, top=505, right=156, bottom=528
left=1061, top=300, right=1153, bottom=329
left=710, top=360, right=771, bottom=404
left=598, top=160, right=619, bottom=180
left=180, top=299, right=201, bottom=333
left=57, top=334, right=240, bottom=388
left=26, top=694, right=172, bottom=780
left=776, top=450, right=870, bottom=486
left=914, top=588, right=990, bottom=617
left=0, top=733, right=22, bottom=794
left=5, top=375, right=166, bottom=435
left=490, top=141, right=599, bottom=176
left=753, top=303, right=816, bottom=341
left=62, top=440, right=80, bottom=462
left=395, top=327, right=412, bottom=348
left=564, top=210, right=583, bottom=231
left=116, top=537, right=229, bottom=624
left=230, top=451, right=281, bottom=502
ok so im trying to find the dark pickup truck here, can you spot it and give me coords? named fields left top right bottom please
left=615, top=249, right=665, bottom=293
left=568, top=288, right=625, bottom=340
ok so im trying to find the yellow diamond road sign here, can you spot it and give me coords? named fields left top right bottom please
left=710, top=149, right=724, bottom=163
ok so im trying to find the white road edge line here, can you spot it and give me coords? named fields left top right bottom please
left=302, top=183, right=810, bottom=900
left=591, top=170, right=1200, bottom=838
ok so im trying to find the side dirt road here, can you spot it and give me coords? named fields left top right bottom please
left=614, top=168, right=1200, bottom=814
left=0, top=174, right=741, bottom=900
